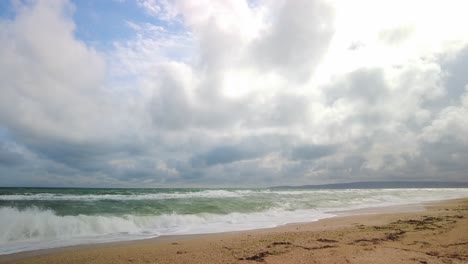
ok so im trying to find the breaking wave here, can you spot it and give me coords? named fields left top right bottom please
left=1, top=188, right=468, bottom=254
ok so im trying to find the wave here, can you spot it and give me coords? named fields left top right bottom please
left=1, top=188, right=468, bottom=254
left=2, top=188, right=465, bottom=201
left=0, top=189, right=342, bottom=201
left=0, top=206, right=334, bottom=255
left=0, top=190, right=256, bottom=201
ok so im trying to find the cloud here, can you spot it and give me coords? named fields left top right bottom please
left=191, top=145, right=260, bottom=167
left=0, top=141, right=25, bottom=167
left=137, top=0, right=179, bottom=21
left=289, top=144, right=336, bottom=161
left=250, top=0, right=334, bottom=81
left=441, top=46, right=468, bottom=102
left=379, top=25, right=414, bottom=45
left=326, top=68, right=389, bottom=104
left=1, top=0, right=468, bottom=187
left=421, top=86, right=468, bottom=144
left=0, top=0, right=148, bottom=185
left=0, top=0, right=106, bottom=142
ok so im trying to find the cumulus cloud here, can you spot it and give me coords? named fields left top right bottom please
left=250, top=0, right=334, bottom=81
left=0, top=0, right=148, bottom=185
left=1, top=0, right=468, bottom=187
left=0, top=0, right=106, bottom=141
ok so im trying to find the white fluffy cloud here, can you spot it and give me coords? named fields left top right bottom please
left=0, top=0, right=106, bottom=141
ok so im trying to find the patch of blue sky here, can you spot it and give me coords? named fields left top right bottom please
left=71, top=0, right=187, bottom=50
left=0, top=1, right=15, bottom=20
left=71, top=0, right=146, bottom=47
left=0, top=0, right=142, bottom=46
left=1, top=0, right=190, bottom=59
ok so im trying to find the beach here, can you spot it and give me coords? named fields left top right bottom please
left=1, top=198, right=467, bottom=264
left=2, top=0, right=468, bottom=261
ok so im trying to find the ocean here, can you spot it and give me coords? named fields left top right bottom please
left=1, top=187, right=468, bottom=255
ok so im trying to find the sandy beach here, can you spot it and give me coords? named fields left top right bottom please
left=1, top=198, right=467, bottom=264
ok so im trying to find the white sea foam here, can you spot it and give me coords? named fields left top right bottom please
left=0, top=206, right=333, bottom=255
left=0, top=190, right=255, bottom=201
left=1, top=188, right=468, bottom=255
left=1, top=188, right=466, bottom=202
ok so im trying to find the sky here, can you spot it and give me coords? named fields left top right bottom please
left=1, top=0, right=468, bottom=187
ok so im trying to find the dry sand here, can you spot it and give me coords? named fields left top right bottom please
left=1, top=199, right=467, bottom=264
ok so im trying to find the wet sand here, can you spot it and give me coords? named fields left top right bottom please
left=1, top=199, right=467, bottom=264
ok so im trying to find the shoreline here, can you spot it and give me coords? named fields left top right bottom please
left=0, top=201, right=428, bottom=257
left=2, top=198, right=467, bottom=263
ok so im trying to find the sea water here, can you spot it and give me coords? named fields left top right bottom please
left=1, top=187, right=467, bottom=255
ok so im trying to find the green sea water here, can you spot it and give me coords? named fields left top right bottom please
left=1, top=187, right=468, bottom=255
